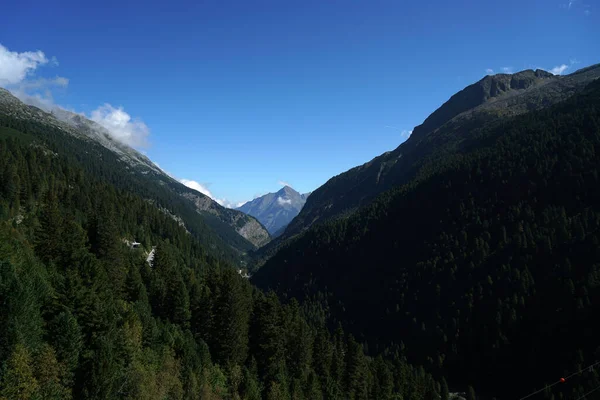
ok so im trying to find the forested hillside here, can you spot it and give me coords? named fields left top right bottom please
left=254, top=78, right=600, bottom=399
left=0, top=112, right=441, bottom=398
left=0, top=88, right=270, bottom=258
left=273, top=65, right=600, bottom=247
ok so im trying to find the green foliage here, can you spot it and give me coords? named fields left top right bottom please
left=0, top=344, right=38, bottom=400
left=0, top=113, right=439, bottom=399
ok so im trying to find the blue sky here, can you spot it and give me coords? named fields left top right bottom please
left=0, top=0, right=597, bottom=206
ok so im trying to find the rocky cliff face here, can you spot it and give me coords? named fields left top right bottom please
left=183, top=192, right=270, bottom=248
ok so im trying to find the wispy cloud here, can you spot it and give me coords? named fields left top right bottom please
left=385, top=126, right=413, bottom=141
left=562, top=0, right=591, bottom=15
left=0, top=44, right=70, bottom=112
left=489, top=59, right=578, bottom=77
left=16, top=76, right=69, bottom=90
left=180, top=178, right=242, bottom=208
left=180, top=179, right=214, bottom=198
left=549, top=64, right=569, bottom=75
left=541, top=59, right=579, bottom=76
left=278, top=180, right=291, bottom=187
left=1, top=43, right=151, bottom=149
left=0, top=44, right=49, bottom=86
left=277, top=197, right=292, bottom=206
left=90, top=104, right=150, bottom=148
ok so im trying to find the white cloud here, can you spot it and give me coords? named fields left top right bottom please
left=485, top=68, right=494, bottom=75
left=536, top=60, right=578, bottom=76
left=278, top=180, right=291, bottom=187
left=90, top=104, right=150, bottom=148
left=16, top=76, right=69, bottom=90
left=277, top=197, right=292, bottom=206
left=550, top=64, right=569, bottom=75
left=0, top=44, right=49, bottom=86
left=180, top=178, right=243, bottom=209
left=0, top=43, right=151, bottom=150
left=180, top=179, right=215, bottom=198
left=502, top=67, right=513, bottom=74
left=401, top=129, right=413, bottom=139
left=10, top=76, right=70, bottom=111
left=0, top=44, right=67, bottom=111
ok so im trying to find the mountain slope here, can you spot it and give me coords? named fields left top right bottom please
left=0, top=111, right=440, bottom=400
left=278, top=65, right=600, bottom=244
left=253, top=77, right=600, bottom=398
left=0, top=88, right=270, bottom=258
left=237, top=186, right=309, bottom=235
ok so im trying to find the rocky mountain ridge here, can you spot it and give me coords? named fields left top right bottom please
left=281, top=64, right=600, bottom=241
left=0, top=88, right=270, bottom=252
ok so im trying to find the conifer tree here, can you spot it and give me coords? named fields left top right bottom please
left=0, top=344, right=39, bottom=400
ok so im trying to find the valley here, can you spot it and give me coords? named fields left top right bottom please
left=1, top=12, right=599, bottom=398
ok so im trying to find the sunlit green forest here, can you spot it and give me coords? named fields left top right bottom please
left=0, top=115, right=441, bottom=399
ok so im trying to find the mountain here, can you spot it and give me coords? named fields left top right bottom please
left=276, top=66, right=600, bottom=244
left=0, top=95, right=439, bottom=400
left=253, top=73, right=600, bottom=398
left=0, top=88, right=270, bottom=259
left=237, top=186, right=310, bottom=236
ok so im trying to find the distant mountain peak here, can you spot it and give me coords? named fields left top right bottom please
left=278, top=185, right=296, bottom=194
left=237, top=186, right=309, bottom=235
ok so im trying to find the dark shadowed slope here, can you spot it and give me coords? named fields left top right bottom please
left=280, top=65, right=600, bottom=243
left=254, top=77, right=600, bottom=399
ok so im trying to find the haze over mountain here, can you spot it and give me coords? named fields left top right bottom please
left=236, top=186, right=310, bottom=236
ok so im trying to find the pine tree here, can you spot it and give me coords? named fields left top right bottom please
left=467, top=385, right=477, bottom=400
left=34, top=344, right=71, bottom=400
left=35, top=190, right=62, bottom=265
left=344, top=335, right=368, bottom=400
left=210, top=268, right=251, bottom=366
left=46, top=311, right=83, bottom=385
left=0, top=344, right=39, bottom=400
left=441, top=377, right=450, bottom=400
left=250, top=292, right=286, bottom=389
